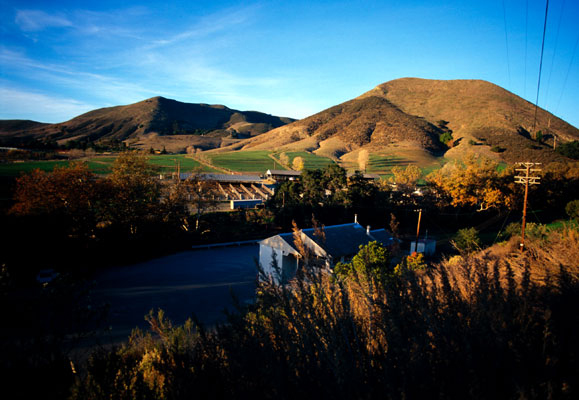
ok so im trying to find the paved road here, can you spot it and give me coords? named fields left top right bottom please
left=88, top=245, right=259, bottom=345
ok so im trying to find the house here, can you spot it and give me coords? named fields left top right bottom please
left=258, top=222, right=396, bottom=284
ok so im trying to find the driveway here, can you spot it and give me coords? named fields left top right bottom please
left=88, top=244, right=259, bottom=345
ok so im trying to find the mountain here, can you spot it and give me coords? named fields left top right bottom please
left=225, top=78, right=579, bottom=164
left=0, top=97, right=295, bottom=152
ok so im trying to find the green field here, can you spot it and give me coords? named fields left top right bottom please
left=365, top=154, right=407, bottom=174
left=0, top=160, right=73, bottom=177
left=0, top=154, right=216, bottom=178
left=285, top=151, right=335, bottom=170
left=146, top=155, right=216, bottom=173
left=208, top=151, right=278, bottom=172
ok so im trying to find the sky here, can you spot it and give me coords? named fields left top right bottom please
left=1, top=0, right=578, bottom=128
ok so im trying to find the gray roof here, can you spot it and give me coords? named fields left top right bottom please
left=266, top=169, right=301, bottom=176
left=259, top=223, right=395, bottom=261
left=368, top=229, right=396, bottom=245
left=302, top=223, right=374, bottom=259
left=181, top=173, right=263, bottom=183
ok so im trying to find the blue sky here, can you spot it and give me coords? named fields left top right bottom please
left=1, top=0, right=578, bottom=128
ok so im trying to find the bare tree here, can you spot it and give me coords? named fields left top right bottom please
left=358, top=149, right=369, bottom=172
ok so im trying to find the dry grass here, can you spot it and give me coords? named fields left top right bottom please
left=0, top=96, right=294, bottom=149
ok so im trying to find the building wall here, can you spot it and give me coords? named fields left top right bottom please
left=259, top=244, right=298, bottom=284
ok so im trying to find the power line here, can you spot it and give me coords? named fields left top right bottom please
left=502, top=0, right=511, bottom=88
left=532, top=0, right=550, bottom=133
left=524, top=2, right=530, bottom=95
left=544, top=0, right=566, bottom=109
left=555, top=31, right=579, bottom=114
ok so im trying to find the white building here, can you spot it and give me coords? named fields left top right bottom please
left=258, top=222, right=396, bottom=284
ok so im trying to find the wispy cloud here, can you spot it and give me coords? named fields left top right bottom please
left=148, top=5, right=258, bottom=48
left=15, top=10, right=72, bottom=31
left=3, top=3, right=302, bottom=120
left=0, top=86, right=96, bottom=122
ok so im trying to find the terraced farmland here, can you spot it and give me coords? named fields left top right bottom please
left=207, top=151, right=277, bottom=173
left=284, top=151, right=335, bottom=170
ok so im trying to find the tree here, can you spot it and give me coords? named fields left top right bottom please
left=279, top=152, right=290, bottom=168
left=10, top=162, right=99, bottom=238
left=357, top=149, right=369, bottom=172
left=301, top=169, right=325, bottom=206
left=321, top=164, right=348, bottom=205
left=347, top=171, right=377, bottom=208
left=292, top=156, right=305, bottom=171
left=100, top=152, right=160, bottom=236
left=426, top=154, right=514, bottom=211
left=334, top=241, right=391, bottom=281
left=182, top=173, right=219, bottom=230
left=389, top=165, right=421, bottom=192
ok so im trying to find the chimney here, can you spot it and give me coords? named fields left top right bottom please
left=354, top=214, right=358, bottom=224
left=366, top=225, right=371, bottom=235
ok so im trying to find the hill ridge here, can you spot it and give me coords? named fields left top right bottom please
left=223, top=78, right=579, bottom=164
left=0, top=97, right=295, bottom=152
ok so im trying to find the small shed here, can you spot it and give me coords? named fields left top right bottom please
left=410, top=239, right=436, bottom=255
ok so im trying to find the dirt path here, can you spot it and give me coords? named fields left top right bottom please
left=189, top=154, right=232, bottom=174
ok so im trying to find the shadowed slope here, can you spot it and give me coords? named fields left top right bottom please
left=0, top=97, right=294, bottom=151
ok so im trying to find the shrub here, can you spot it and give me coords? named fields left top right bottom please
left=452, top=227, right=481, bottom=252
left=502, top=222, right=549, bottom=240
left=439, top=131, right=453, bottom=145
left=556, top=140, right=579, bottom=159
left=566, top=200, right=579, bottom=221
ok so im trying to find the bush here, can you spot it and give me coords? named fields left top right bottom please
left=452, top=227, right=481, bottom=252
left=556, top=140, right=579, bottom=160
left=502, top=222, right=549, bottom=240
left=439, top=131, right=453, bottom=145
left=490, top=145, right=504, bottom=153
left=566, top=200, right=579, bottom=221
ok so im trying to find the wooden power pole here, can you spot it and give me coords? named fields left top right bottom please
left=514, top=162, right=541, bottom=251
left=415, top=208, right=422, bottom=250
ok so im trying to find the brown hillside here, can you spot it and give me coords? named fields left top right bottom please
left=223, top=78, right=578, bottom=164
left=363, top=78, right=579, bottom=163
left=0, top=97, right=294, bottom=152
left=226, top=95, right=445, bottom=159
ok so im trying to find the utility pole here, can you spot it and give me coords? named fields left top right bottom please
left=415, top=208, right=422, bottom=251
left=514, top=162, right=541, bottom=251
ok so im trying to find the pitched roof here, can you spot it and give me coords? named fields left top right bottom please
left=302, top=223, right=374, bottom=259
left=368, top=229, right=396, bottom=245
left=259, top=223, right=395, bottom=261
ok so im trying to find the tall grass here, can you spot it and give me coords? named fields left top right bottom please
left=72, top=227, right=579, bottom=399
